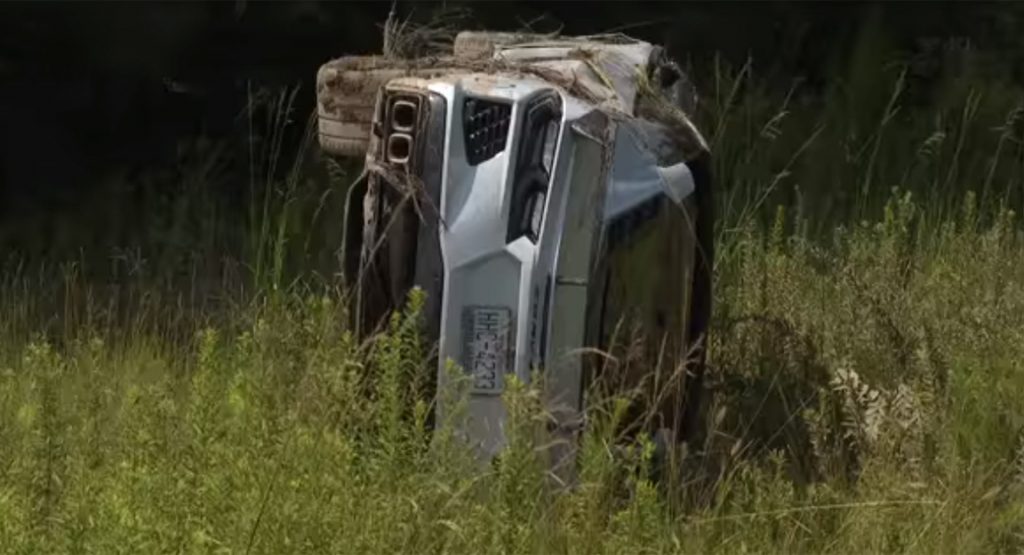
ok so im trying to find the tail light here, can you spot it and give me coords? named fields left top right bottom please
left=507, top=92, right=562, bottom=243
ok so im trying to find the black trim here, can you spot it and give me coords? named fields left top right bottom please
left=413, top=92, right=447, bottom=349
left=538, top=274, right=552, bottom=369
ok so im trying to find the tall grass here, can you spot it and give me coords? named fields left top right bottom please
left=2, top=30, right=1024, bottom=553
left=701, top=34, right=1024, bottom=239
left=2, top=191, right=1023, bottom=553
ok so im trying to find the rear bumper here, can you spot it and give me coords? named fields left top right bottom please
left=341, top=90, right=446, bottom=347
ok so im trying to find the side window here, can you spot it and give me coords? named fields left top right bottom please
left=507, top=92, right=562, bottom=243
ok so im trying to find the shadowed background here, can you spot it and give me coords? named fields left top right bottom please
left=2, top=1, right=1023, bottom=265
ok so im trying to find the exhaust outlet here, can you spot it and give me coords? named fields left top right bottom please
left=390, top=100, right=417, bottom=132
left=387, top=133, right=413, bottom=164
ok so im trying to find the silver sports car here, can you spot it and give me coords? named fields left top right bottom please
left=316, top=31, right=713, bottom=476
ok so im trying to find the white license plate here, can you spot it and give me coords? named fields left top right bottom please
left=463, top=306, right=512, bottom=395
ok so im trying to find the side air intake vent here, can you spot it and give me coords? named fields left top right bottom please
left=464, top=98, right=512, bottom=166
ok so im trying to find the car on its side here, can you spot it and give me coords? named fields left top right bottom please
left=316, top=31, right=713, bottom=478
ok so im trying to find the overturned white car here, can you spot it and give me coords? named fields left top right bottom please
left=316, top=31, right=713, bottom=470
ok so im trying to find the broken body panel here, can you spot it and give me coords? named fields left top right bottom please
left=319, top=32, right=712, bottom=466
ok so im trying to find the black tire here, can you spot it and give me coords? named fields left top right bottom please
left=649, top=151, right=713, bottom=488
left=679, top=150, right=714, bottom=448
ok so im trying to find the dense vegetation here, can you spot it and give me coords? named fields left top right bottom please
left=3, top=15, right=1024, bottom=554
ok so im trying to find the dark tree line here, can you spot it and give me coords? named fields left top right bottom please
left=2, top=1, right=1023, bottom=223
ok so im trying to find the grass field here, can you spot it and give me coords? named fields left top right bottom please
left=3, top=41, right=1024, bottom=553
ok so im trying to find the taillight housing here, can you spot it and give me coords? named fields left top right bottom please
left=507, top=92, right=563, bottom=243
